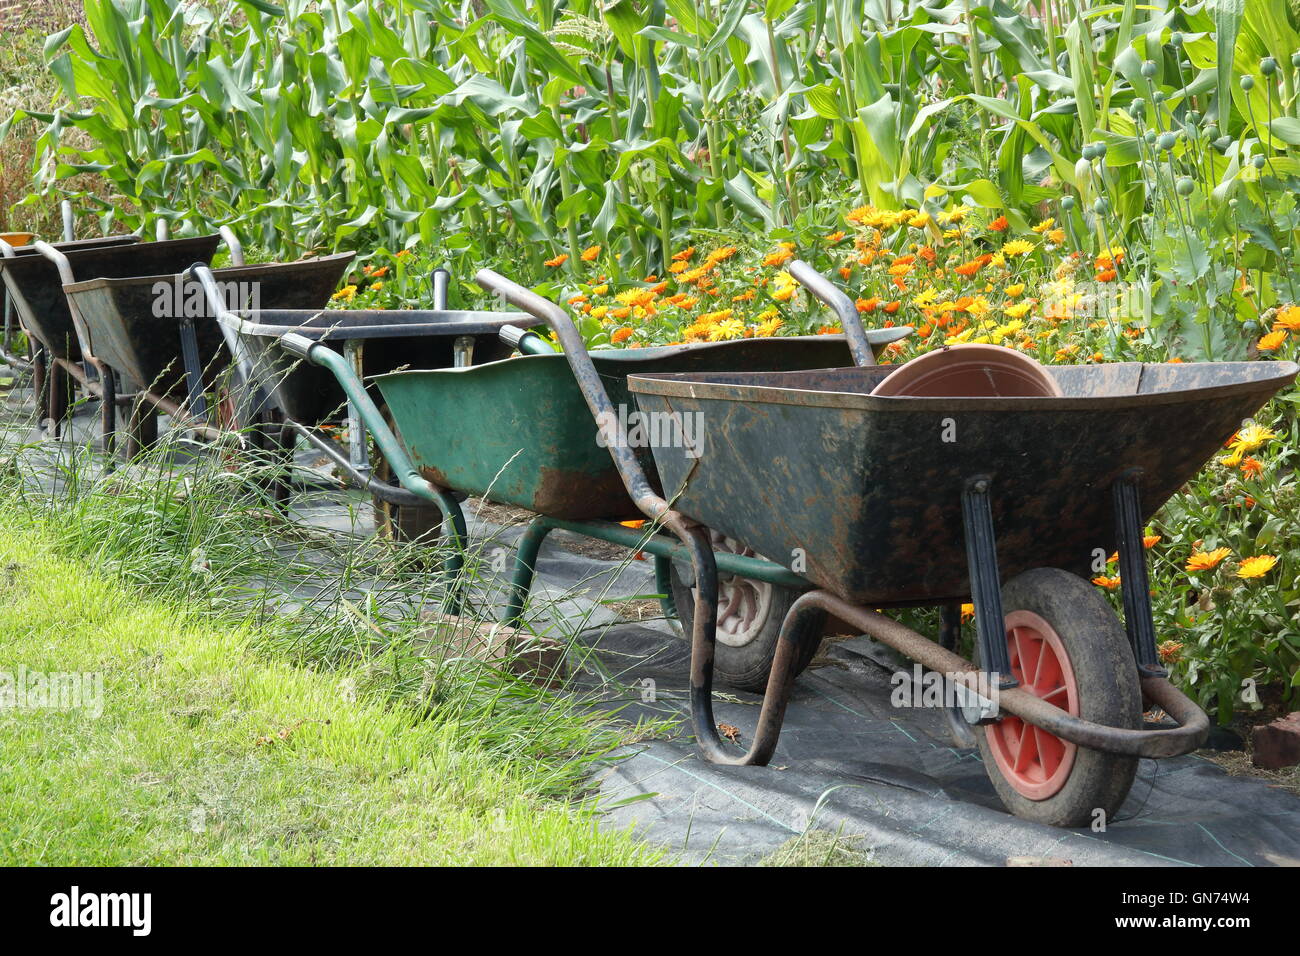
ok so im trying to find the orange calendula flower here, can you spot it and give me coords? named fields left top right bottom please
left=1096, top=268, right=1118, bottom=282
left=1240, top=456, right=1264, bottom=477
left=883, top=300, right=902, bottom=314
left=581, top=244, right=601, bottom=261
left=545, top=253, right=569, bottom=267
left=856, top=297, right=879, bottom=313
left=1236, top=554, right=1278, bottom=579
left=1257, top=329, right=1288, bottom=351
left=1158, top=641, right=1183, bottom=664
left=838, top=266, right=852, bottom=280
left=1092, top=575, right=1121, bottom=590
left=672, top=246, right=696, bottom=262
left=1274, top=304, right=1300, bottom=331
left=611, top=326, right=634, bottom=344
left=1143, top=535, right=1161, bottom=549
left=762, top=247, right=795, bottom=267
left=619, top=519, right=646, bottom=529
left=704, top=246, right=737, bottom=264
left=826, top=231, right=846, bottom=243
left=989, top=216, right=1009, bottom=232
left=1185, top=547, right=1231, bottom=572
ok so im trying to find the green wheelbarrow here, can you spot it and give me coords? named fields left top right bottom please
left=275, top=265, right=910, bottom=690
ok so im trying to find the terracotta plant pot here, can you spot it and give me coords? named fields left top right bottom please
left=869, top=343, right=1064, bottom=398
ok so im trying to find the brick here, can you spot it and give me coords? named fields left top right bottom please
left=416, top=611, right=565, bottom=686
left=1250, top=711, right=1300, bottom=770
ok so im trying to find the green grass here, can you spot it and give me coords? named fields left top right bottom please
left=0, top=514, right=661, bottom=865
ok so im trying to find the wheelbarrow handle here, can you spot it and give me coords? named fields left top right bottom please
left=277, top=332, right=437, bottom=504
left=218, top=225, right=245, bottom=267
left=788, top=259, right=907, bottom=368
left=33, top=240, right=95, bottom=360
left=475, top=268, right=671, bottom=521
left=498, top=324, right=556, bottom=355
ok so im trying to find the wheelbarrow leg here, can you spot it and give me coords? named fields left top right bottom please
left=46, top=359, right=71, bottom=437
left=123, top=395, right=157, bottom=460
left=31, top=344, right=48, bottom=427
left=1112, top=469, right=1167, bottom=678
left=960, top=476, right=1017, bottom=690
left=503, top=516, right=555, bottom=626
left=687, top=522, right=820, bottom=765
left=98, top=363, right=116, bottom=459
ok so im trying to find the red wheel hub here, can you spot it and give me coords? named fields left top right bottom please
left=985, top=610, right=1079, bottom=800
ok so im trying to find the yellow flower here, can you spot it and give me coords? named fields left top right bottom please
left=1004, top=283, right=1025, bottom=298
left=698, top=307, right=733, bottom=326
left=708, top=318, right=746, bottom=341
left=913, top=288, right=939, bottom=309
left=907, top=212, right=931, bottom=228
left=1236, top=555, right=1278, bottom=579
left=592, top=284, right=609, bottom=295
left=332, top=285, right=357, bottom=301
left=589, top=305, right=609, bottom=320
left=755, top=315, right=784, bottom=337
left=1186, top=547, right=1231, bottom=572
left=1232, top=424, right=1277, bottom=453
left=1004, top=302, right=1032, bottom=319
left=966, top=296, right=992, bottom=317
left=1031, top=217, right=1055, bottom=233
left=1002, top=239, right=1035, bottom=257
left=616, top=288, right=657, bottom=308
left=937, top=205, right=970, bottom=225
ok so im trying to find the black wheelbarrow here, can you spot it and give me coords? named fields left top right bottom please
left=280, top=265, right=910, bottom=690
left=196, top=262, right=534, bottom=541
left=54, top=250, right=355, bottom=456
left=482, top=259, right=1299, bottom=827
left=0, top=232, right=227, bottom=443
left=0, top=205, right=139, bottom=405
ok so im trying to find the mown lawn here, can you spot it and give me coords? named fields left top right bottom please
left=0, top=520, right=659, bottom=866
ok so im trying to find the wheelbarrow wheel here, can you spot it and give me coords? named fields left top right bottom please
left=974, top=567, right=1142, bottom=828
left=371, top=404, right=443, bottom=546
left=669, top=532, right=823, bottom=693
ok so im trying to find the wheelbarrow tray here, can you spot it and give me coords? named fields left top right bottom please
left=0, top=235, right=219, bottom=362
left=373, top=336, right=892, bottom=521
left=221, top=309, right=529, bottom=425
left=62, top=253, right=354, bottom=394
left=627, top=360, right=1300, bottom=603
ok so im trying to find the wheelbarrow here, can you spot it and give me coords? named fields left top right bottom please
left=196, top=262, right=534, bottom=540
left=481, top=260, right=1298, bottom=827
left=0, top=208, right=139, bottom=384
left=276, top=265, right=911, bottom=690
left=54, top=250, right=355, bottom=456
left=0, top=232, right=227, bottom=443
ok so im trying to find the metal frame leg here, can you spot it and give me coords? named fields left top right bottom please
left=1113, top=469, right=1166, bottom=678
left=99, top=363, right=116, bottom=458
left=961, top=476, right=1017, bottom=689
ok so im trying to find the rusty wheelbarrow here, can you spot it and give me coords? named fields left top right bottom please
left=482, top=260, right=1298, bottom=827
left=54, top=249, right=355, bottom=456
left=275, top=265, right=911, bottom=690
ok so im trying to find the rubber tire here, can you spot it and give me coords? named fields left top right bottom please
left=974, top=567, right=1142, bottom=828
left=371, top=404, right=443, bottom=546
left=669, top=562, right=824, bottom=693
